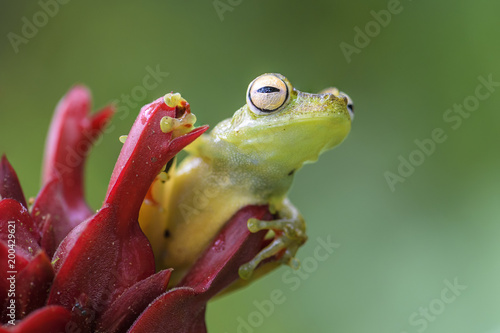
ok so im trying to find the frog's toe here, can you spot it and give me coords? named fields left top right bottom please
left=238, top=236, right=290, bottom=280
left=247, top=218, right=305, bottom=240
left=240, top=211, right=307, bottom=280
left=281, top=241, right=302, bottom=269
left=238, top=231, right=307, bottom=280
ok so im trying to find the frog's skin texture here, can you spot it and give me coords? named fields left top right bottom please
left=139, top=73, right=353, bottom=283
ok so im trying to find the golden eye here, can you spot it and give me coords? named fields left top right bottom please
left=339, top=92, right=354, bottom=121
left=246, top=74, right=290, bottom=114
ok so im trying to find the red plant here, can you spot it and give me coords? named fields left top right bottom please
left=0, top=86, right=275, bottom=333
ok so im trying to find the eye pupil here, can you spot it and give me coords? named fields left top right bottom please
left=256, top=86, right=281, bottom=94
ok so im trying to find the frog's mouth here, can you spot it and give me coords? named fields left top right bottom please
left=228, top=113, right=351, bottom=169
left=283, top=115, right=351, bottom=153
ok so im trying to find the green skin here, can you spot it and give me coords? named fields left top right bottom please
left=140, top=73, right=352, bottom=282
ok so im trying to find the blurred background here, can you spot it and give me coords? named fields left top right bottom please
left=1, top=0, right=499, bottom=332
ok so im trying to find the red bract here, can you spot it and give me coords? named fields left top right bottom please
left=0, top=86, right=278, bottom=333
left=47, top=95, right=208, bottom=331
left=128, top=205, right=273, bottom=333
left=32, top=86, right=114, bottom=257
left=0, top=156, right=27, bottom=208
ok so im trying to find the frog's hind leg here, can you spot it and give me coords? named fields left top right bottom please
left=238, top=198, right=307, bottom=279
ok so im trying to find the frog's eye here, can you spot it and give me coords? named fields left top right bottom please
left=247, top=74, right=290, bottom=114
left=340, top=92, right=354, bottom=121
left=338, top=91, right=354, bottom=121
left=319, top=87, right=354, bottom=122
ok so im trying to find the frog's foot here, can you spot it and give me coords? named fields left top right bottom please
left=159, top=92, right=197, bottom=138
left=238, top=216, right=307, bottom=280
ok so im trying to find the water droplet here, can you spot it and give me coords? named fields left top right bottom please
left=213, top=236, right=225, bottom=252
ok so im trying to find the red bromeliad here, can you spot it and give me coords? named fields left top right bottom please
left=0, top=86, right=275, bottom=333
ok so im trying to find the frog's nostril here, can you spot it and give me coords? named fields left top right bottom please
left=347, top=104, right=354, bottom=115
left=317, top=87, right=354, bottom=120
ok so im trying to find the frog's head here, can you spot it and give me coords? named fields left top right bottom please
left=212, top=73, right=353, bottom=172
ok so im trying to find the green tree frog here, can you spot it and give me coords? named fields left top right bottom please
left=139, top=73, right=353, bottom=283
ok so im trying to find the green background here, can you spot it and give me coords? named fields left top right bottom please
left=1, top=0, right=499, bottom=332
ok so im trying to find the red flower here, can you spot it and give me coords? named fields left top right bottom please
left=0, top=86, right=276, bottom=332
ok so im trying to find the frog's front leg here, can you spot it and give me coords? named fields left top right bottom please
left=238, top=198, right=307, bottom=279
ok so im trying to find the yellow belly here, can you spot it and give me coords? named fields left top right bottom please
left=139, top=156, right=257, bottom=282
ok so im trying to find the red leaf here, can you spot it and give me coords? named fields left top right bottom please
left=31, top=180, right=74, bottom=258
left=0, top=243, right=26, bottom=324
left=0, top=156, right=27, bottom=208
left=32, top=86, right=114, bottom=255
left=47, top=206, right=149, bottom=328
left=41, top=85, right=114, bottom=189
left=15, top=251, right=54, bottom=320
left=0, top=200, right=45, bottom=324
left=47, top=96, right=207, bottom=330
left=128, top=287, right=205, bottom=333
left=128, top=205, right=272, bottom=333
left=96, top=269, right=172, bottom=333
left=2, top=305, right=71, bottom=333
left=103, top=98, right=208, bottom=223
left=0, top=199, right=40, bottom=261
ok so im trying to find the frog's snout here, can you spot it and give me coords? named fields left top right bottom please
left=319, top=87, right=354, bottom=121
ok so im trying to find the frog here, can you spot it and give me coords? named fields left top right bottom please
left=139, top=73, right=354, bottom=284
